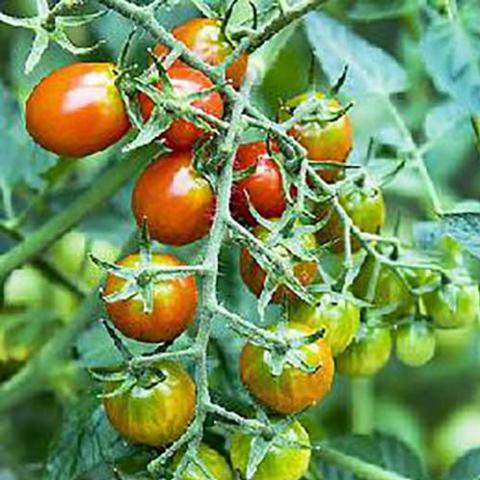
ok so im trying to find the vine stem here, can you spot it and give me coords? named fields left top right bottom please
left=351, top=378, right=374, bottom=435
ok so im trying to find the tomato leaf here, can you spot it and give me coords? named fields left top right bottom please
left=441, top=212, right=480, bottom=259
left=349, top=0, right=420, bottom=21
left=305, top=13, right=408, bottom=97
left=445, top=448, right=480, bottom=480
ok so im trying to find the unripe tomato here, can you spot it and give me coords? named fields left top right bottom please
left=103, top=253, right=198, bottom=343
left=230, top=420, right=311, bottom=480
left=171, top=443, right=233, bottom=480
left=138, top=66, right=224, bottom=150
left=288, top=294, right=360, bottom=356
left=240, top=323, right=334, bottom=415
left=132, top=150, right=216, bottom=246
left=153, top=18, right=248, bottom=89
left=26, top=63, right=129, bottom=157
left=239, top=224, right=317, bottom=304
left=316, top=180, right=385, bottom=253
left=278, top=92, right=352, bottom=182
left=423, top=282, right=480, bottom=329
left=395, top=322, right=436, bottom=367
left=103, top=361, right=195, bottom=446
left=231, top=142, right=287, bottom=227
left=336, top=324, right=392, bottom=377
left=352, top=256, right=415, bottom=322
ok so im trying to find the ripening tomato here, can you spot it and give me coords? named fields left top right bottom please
left=288, top=293, right=360, bottom=356
left=103, top=253, right=198, bottom=343
left=26, top=63, right=129, bottom=157
left=395, top=322, right=436, bottom=367
left=240, top=224, right=317, bottom=303
left=240, top=323, right=334, bottom=415
left=231, top=141, right=287, bottom=227
left=138, top=66, right=224, bottom=150
left=336, top=324, right=392, bottom=377
left=422, top=282, right=480, bottom=329
left=153, top=18, right=248, bottom=89
left=103, top=361, right=195, bottom=446
left=278, top=92, right=352, bottom=182
left=315, top=179, right=386, bottom=253
left=132, top=150, right=216, bottom=245
left=230, top=420, right=311, bottom=480
left=171, top=443, right=233, bottom=480
left=352, top=256, right=415, bottom=322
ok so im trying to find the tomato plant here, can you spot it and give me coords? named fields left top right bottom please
left=153, top=18, right=248, bottom=89
left=103, top=361, right=195, bottom=446
left=138, top=66, right=224, bottom=150
left=26, top=63, right=130, bottom=157
left=231, top=141, right=287, bottom=227
left=132, top=150, right=216, bottom=245
left=240, top=323, right=334, bottom=415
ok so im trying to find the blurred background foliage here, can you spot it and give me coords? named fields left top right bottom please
left=0, top=0, right=480, bottom=479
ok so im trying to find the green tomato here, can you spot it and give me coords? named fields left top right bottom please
left=230, top=420, right=311, bottom=480
left=288, top=294, right=360, bottom=355
left=352, top=256, right=415, bottom=322
left=395, top=322, right=436, bottom=367
left=172, top=444, right=233, bottom=480
left=423, top=283, right=480, bottom=329
left=336, top=324, right=392, bottom=377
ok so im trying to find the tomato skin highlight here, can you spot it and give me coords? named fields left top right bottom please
left=231, top=142, right=287, bottom=227
left=239, top=224, right=317, bottom=304
left=230, top=420, right=311, bottom=480
left=153, top=18, right=248, bottom=89
left=132, top=150, right=216, bottom=246
left=336, top=324, right=392, bottom=377
left=278, top=92, right=352, bottom=182
left=26, top=63, right=130, bottom=157
left=138, top=66, right=224, bottom=150
left=240, top=323, right=334, bottom=415
left=172, top=443, right=233, bottom=480
left=103, top=253, right=198, bottom=343
left=288, top=294, right=360, bottom=356
left=103, top=361, right=195, bottom=446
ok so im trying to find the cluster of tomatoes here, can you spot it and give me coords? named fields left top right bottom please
left=23, top=14, right=480, bottom=480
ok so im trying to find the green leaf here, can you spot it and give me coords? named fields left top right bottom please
left=349, top=0, right=421, bottom=21
left=315, top=433, right=427, bottom=480
left=305, top=13, right=408, bottom=97
left=43, top=396, right=137, bottom=480
left=446, top=448, right=480, bottom=480
left=441, top=212, right=480, bottom=259
left=425, top=101, right=468, bottom=141
left=421, top=12, right=480, bottom=114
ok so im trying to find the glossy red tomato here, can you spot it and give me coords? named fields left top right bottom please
left=26, top=63, right=130, bottom=157
left=103, top=361, right=195, bottom=446
left=239, top=224, right=317, bottom=304
left=103, top=253, right=198, bottom=343
left=153, top=18, right=248, bottom=89
left=138, top=66, right=224, bottom=150
left=240, top=323, right=334, bottom=415
left=231, top=142, right=287, bottom=227
left=132, top=150, right=216, bottom=245
left=278, top=92, right=352, bottom=182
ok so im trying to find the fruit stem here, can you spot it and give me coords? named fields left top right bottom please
left=351, top=377, right=374, bottom=435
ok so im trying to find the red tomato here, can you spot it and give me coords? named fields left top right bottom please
left=26, top=63, right=130, bottom=157
left=103, top=253, right=198, bottom=343
left=153, top=18, right=248, bottom=89
left=132, top=150, right=216, bottom=246
left=231, top=142, right=287, bottom=227
left=138, top=66, right=224, bottom=150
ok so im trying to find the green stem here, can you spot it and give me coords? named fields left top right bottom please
left=0, top=146, right=155, bottom=283
left=351, top=378, right=374, bottom=435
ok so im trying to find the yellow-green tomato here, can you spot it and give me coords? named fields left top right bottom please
left=336, top=324, right=392, bottom=377
left=230, top=420, right=311, bottom=480
left=172, top=444, right=233, bottom=480
left=395, top=322, right=436, bottom=367
left=288, top=294, right=360, bottom=355
left=423, top=283, right=480, bottom=329
left=103, top=361, right=195, bottom=447
left=352, top=256, right=415, bottom=322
